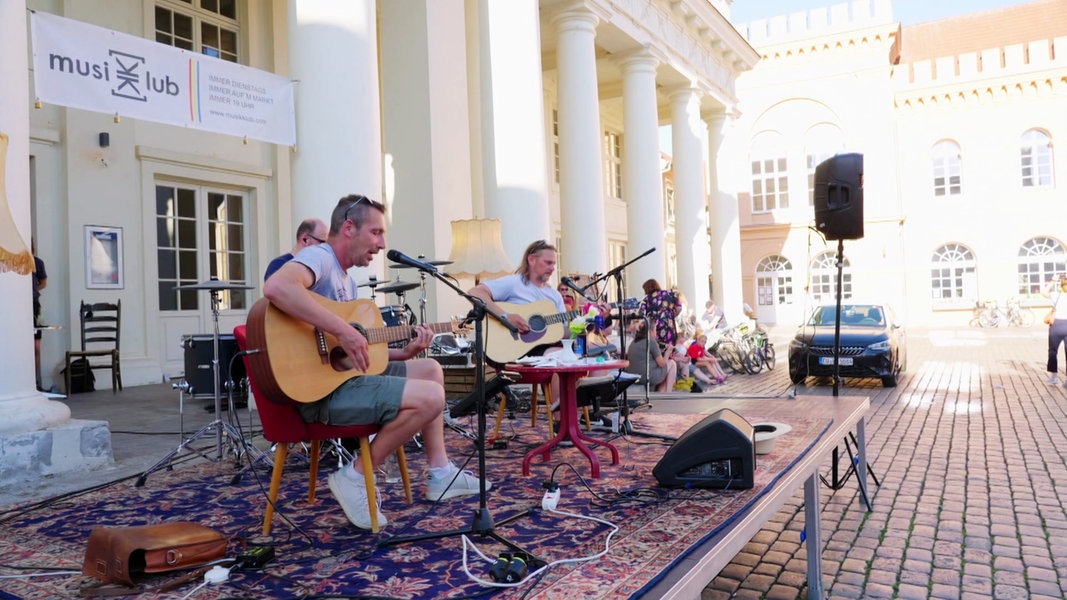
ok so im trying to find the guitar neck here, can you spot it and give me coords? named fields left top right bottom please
left=358, top=320, right=453, bottom=345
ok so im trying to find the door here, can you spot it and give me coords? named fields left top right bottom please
left=754, top=255, right=794, bottom=325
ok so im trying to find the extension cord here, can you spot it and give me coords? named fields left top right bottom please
left=542, top=488, right=561, bottom=511
left=204, top=565, right=230, bottom=584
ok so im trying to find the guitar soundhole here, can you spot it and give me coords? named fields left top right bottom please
left=328, top=347, right=352, bottom=372
left=527, top=315, right=546, bottom=333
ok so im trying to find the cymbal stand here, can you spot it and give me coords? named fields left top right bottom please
left=417, top=270, right=428, bottom=325
left=136, top=289, right=266, bottom=487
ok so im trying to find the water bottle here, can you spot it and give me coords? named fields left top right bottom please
left=574, top=334, right=586, bottom=357
left=380, top=452, right=401, bottom=484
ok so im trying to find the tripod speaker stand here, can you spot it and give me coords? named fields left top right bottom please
left=379, top=258, right=540, bottom=566
left=136, top=278, right=265, bottom=487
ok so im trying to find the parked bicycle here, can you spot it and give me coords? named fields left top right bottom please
left=708, top=320, right=775, bottom=374
left=970, top=298, right=1035, bottom=328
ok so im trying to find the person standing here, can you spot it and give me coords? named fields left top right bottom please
left=32, top=241, right=48, bottom=392
left=638, top=278, right=681, bottom=347
left=1043, top=276, right=1067, bottom=386
left=263, top=195, right=485, bottom=530
left=263, top=218, right=329, bottom=280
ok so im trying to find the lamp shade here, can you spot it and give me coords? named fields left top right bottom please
left=447, top=218, right=513, bottom=283
left=0, top=132, right=33, bottom=275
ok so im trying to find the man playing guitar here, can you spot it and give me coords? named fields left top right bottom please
left=468, top=239, right=567, bottom=341
left=262, top=194, right=486, bottom=530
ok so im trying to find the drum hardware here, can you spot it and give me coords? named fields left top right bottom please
left=376, top=280, right=419, bottom=295
left=387, top=259, right=453, bottom=270
left=358, top=276, right=381, bottom=301
left=136, top=277, right=266, bottom=487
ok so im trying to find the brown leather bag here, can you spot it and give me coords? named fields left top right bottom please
left=82, top=522, right=227, bottom=586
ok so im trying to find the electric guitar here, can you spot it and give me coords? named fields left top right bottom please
left=245, top=296, right=455, bottom=403
left=484, top=298, right=638, bottom=364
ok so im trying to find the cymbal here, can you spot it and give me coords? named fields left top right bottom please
left=358, top=279, right=383, bottom=288
left=388, top=259, right=454, bottom=269
left=175, top=278, right=252, bottom=291
left=377, top=281, right=420, bottom=294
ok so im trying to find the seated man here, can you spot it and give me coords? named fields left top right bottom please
left=263, top=194, right=486, bottom=530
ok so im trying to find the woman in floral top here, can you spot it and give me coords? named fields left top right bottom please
left=638, top=278, right=682, bottom=346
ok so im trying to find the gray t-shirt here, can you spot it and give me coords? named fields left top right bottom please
left=626, top=337, right=668, bottom=386
left=291, top=244, right=358, bottom=302
left=484, top=273, right=566, bottom=312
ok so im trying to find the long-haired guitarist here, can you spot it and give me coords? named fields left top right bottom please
left=468, top=239, right=567, bottom=336
left=262, top=194, right=487, bottom=530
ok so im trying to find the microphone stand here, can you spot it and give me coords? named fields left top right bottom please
left=588, top=248, right=673, bottom=441
left=380, top=267, right=540, bottom=562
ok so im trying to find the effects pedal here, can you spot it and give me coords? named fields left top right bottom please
left=236, top=544, right=276, bottom=570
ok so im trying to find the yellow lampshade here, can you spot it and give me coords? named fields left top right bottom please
left=447, top=219, right=513, bottom=284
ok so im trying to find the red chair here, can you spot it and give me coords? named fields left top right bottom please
left=234, top=325, right=412, bottom=534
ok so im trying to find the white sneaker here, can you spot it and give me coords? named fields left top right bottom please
left=1047, top=375, right=1060, bottom=384
left=328, top=470, right=386, bottom=530
left=425, top=463, right=488, bottom=501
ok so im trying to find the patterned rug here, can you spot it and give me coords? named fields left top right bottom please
left=0, top=411, right=829, bottom=599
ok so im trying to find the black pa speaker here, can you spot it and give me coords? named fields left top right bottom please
left=813, top=153, right=864, bottom=240
left=653, top=408, right=755, bottom=489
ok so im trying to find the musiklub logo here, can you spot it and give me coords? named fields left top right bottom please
left=46, top=49, right=181, bottom=102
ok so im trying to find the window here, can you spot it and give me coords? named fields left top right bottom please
left=604, top=131, right=623, bottom=200
left=750, top=156, right=789, bottom=212
left=803, top=123, right=843, bottom=206
left=930, top=243, right=977, bottom=306
left=156, top=183, right=249, bottom=311
left=1017, top=237, right=1066, bottom=296
left=155, top=0, right=239, bottom=63
left=551, top=109, right=560, bottom=185
left=1021, top=129, right=1054, bottom=188
left=755, top=255, right=794, bottom=306
left=810, top=250, right=851, bottom=304
left=932, top=140, right=962, bottom=196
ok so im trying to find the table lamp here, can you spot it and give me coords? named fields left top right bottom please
left=447, top=218, right=513, bottom=284
left=0, top=132, right=34, bottom=274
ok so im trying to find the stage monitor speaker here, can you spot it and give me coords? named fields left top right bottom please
left=653, top=408, right=755, bottom=489
left=813, top=153, right=864, bottom=240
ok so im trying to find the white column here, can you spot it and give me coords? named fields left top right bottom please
left=670, top=85, right=710, bottom=312
left=288, top=0, right=382, bottom=224
left=476, top=0, right=551, bottom=262
left=619, top=49, right=665, bottom=298
left=553, top=5, right=606, bottom=276
left=0, top=0, right=69, bottom=433
left=706, top=111, right=744, bottom=321
left=380, top=0, right=472, bottom=320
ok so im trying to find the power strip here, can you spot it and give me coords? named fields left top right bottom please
left=542, top=487, right=561, bottom=511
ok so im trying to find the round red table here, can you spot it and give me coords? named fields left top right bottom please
left=510, top=360, right=627, bottom=479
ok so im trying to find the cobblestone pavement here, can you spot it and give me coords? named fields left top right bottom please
left=700, top=325, right=1067, bottom=599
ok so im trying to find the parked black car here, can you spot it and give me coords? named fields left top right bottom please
left=788, top=303, right=906, bottom=387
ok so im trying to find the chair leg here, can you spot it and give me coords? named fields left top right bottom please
left=263, top=443, right=290, bottom=536
left=492, top=393, right=507, bottom=439
left=308, top=441, right=321, bottom=504
left=583, top=406, right=592, bottom=431
left=529, top=384, right=540, bottom=428
left=396, top=447, right=413, bottom=504
left=357, top=437, right=380, bottom=533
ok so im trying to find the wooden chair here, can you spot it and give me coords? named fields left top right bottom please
left=234, top=325, right=412, bottom=534
left=65, top=300, right=121, bottom=393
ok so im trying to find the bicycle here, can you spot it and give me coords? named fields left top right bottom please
left=1003, top=297, right=1035, bottom=328
left=969, top=300, right=1003, bottom=328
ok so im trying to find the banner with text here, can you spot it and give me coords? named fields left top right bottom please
left=30, top=11, right=295, bottom=146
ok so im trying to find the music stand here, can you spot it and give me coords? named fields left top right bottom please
left=379, top=266, right=539, bottom=563
left=135, top=278, right=265, bottom=487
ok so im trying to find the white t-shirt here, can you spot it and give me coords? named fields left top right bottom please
left=484, top=273, right=566, bottom=312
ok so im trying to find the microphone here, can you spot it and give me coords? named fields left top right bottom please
left=560, top=277, right=593, bottom=301
left=386, top=249, right=439, bottom=272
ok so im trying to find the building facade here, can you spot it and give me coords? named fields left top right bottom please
left=727, top=0, right=1067, bottom=326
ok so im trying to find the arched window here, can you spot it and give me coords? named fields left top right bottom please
left=1018, top=237, right=1067, bottom=296
left=810, top=250, right=851, bottom=304
left=930, top=243, right=977, bottom=306
left=755, top=255, right=794, bottom=306
left=1021, top=129, right=1054, bottom=188
left=932, top=140, right=962, bottom=196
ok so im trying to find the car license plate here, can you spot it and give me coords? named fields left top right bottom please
left=819, top=356, right=853, bottom=366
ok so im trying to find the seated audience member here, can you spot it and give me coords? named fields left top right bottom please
left=687, top=332, right=728, bottom=384
left=625, top=318, right=677, bottom=393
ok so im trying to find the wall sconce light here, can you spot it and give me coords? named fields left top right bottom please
left=98, top=132, right=110, bottom=148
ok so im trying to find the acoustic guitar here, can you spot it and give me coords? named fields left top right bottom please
left=245, top=296, right=454, bottom=403
left=484, top=298, right=637, bottom=364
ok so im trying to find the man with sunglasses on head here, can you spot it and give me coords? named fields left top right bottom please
left=468, top=239, right=566, bottom=335
left=263, top=217, right=329, bottom=280
left=263, top=195, right=486, bottom=530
